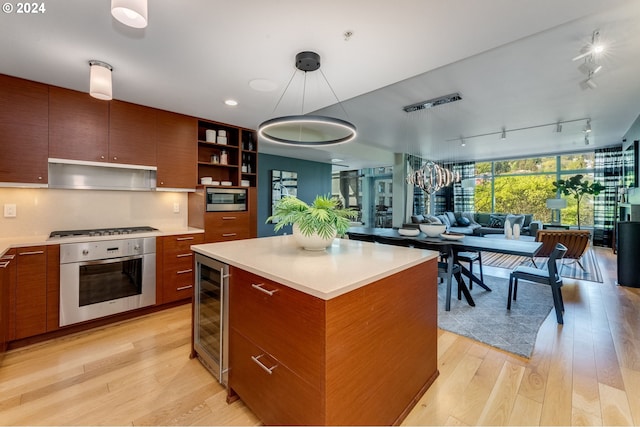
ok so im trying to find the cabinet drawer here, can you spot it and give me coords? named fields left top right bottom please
left=229, top=267, right=325, bottom=386
left=207, top=212, right=250, bottom=228
left=163, top=233, right=203, bottom=255
left=163, top=268, right=194, bottom=302
left=229, top=329, right=323, bottom=426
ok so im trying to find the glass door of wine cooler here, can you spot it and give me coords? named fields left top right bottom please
left=194, top=253, right=229, bottom=385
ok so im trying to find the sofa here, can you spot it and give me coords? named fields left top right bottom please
left=410, top=212, right=541, bottom=236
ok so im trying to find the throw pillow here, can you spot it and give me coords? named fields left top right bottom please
left=411, top=214, right=424, bottom=224
left=457, top=216, right=470, bottom=226
left=437, top=214, right=450, bottom=227
left=523, top=214, right=533, bottom=227
left=424, top=214, right=442, bottom=224
left=489, top=214, right=506, bottom=228
left=461, top=212, right=479, bottom=225
left=506, top=214, right=525, bottom=230
left=445, top=212, right=457, bottom=226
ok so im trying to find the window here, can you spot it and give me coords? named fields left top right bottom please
left=473, top=151, right=597, bottom=226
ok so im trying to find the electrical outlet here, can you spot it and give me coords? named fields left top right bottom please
left=4, top=203, right=17, bottom=218
left=173, top=202, right=180, bottom=213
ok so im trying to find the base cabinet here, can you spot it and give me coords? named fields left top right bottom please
left=157, top=233, right=204, bottom=304
left=228, top=259, right=438, bottom=425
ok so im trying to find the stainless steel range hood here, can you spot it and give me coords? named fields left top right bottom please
left=48, top=158, right=157, bottom=191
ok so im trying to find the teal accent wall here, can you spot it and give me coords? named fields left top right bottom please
left=257, top=153, right=332, bottom=237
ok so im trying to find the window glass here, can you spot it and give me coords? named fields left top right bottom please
left=560, top=153, right=595, bottom=171
left=558, top=172, right=596, bottom=226
left=493, top=175, right=556, bottom=221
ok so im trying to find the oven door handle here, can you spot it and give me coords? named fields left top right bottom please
left=76, top=254, right=144, bottom=267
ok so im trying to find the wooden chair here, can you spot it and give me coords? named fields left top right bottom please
left=534, top=229, right=591, bottom=270
left=508, top=243, right=568, bottom=324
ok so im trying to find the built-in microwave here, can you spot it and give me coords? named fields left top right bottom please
left=206, top=188, right=247, bottom=212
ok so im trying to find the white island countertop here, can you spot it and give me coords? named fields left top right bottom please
left=191, top=235, right=438, bottom=300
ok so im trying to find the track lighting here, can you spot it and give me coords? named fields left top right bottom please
left=584, top=135, right=590, bottom=145
left=556, top=122, right=562, bottom=133
left=574, top=30, right=605, bottom=90
left=460, top=138, right=466, bottom=147
left=500, top=128, right=506, bottom=140
left=585, top=120, right=592, bottom=133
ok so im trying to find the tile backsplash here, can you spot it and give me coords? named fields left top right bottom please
left=0, top=188, right=188, bottom=237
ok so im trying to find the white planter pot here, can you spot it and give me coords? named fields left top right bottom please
left=293, top=223, right=336, bottom=251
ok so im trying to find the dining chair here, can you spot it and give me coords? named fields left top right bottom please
left=507, top=243, right=568, bottom=324
left=413, top=241, right=473, bottom=311
left=456, top=251, right=483, bottom=289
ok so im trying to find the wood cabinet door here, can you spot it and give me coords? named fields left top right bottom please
left=14, top=246, right=47, bottom=340
left=156, top=110, right=197, bottom=189
left=49, top=86, right=109, bottom=162
left=109, top=100, right=156, bottom=166
left=0, top=75, right=48, bottom=184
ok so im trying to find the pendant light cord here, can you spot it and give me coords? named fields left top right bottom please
left=319, top=68, right=351, bottom=120
left=270, top=68, right=298, bottom=114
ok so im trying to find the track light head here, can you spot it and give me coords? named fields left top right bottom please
left=500, top=128, right=506, bottom=140
left=585, top=119, right=592, bottom=133
left=556, top=122, right=562, bottom=133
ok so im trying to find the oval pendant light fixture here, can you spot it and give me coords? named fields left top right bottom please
left=258, top=51, right=357, bottom=146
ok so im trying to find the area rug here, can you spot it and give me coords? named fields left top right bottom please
left=437, top=275, right=553, bottom=358
left=480, top=247, right=603, bottom=283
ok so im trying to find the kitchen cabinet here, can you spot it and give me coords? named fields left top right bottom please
left=156, top=232, right=204, bottom=304
left=0, top=252, right=15, bottom=354
left=12, top=246, right=47, bottom=340
left=109, top=100, right=157, bottom=166
left=0, top=74, right=49, bottom=184
left=226, top=257, right=438, bottom=425
left=156, top=110, right=197, bottom=189
left=197, top=120, right=257, bottom=187
left=229, top=267, right=325, bottom=425
left=48, top=86, right=110, bottom=162
left=188, top=187, right=257, bottom=243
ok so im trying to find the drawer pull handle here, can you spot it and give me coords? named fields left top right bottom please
left=177, top=269, right=192, bottom=274
left=19, top=250, right=44, bottom=256
left=251, top=354, right=277, bottom=375
left=176, top=253, right=192, bottom=258
left=222, top=216, right=237, bottom=220
left=176, top=236, right=194, bottom=241
left=222, top=233, right=237, bottom=237
left=176, top=285, right=193, bottom=291
left=251, top=283, right=278, bottom=296
left=0, top=261, right=9, bottom=268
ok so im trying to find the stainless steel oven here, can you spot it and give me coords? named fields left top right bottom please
left=193, top=253, right=229, bottom=385
left=59, top=237, right=156, bottom=327
left=206, top=188, right=247, bottom=212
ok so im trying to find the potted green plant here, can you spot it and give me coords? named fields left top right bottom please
left=552, top=174, right=604, bottom=229
left=267, top=195, right=357, bottom=250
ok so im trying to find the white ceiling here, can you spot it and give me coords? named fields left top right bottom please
left=2, top=1, right=639, bottom=170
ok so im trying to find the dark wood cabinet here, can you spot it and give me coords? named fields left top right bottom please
left=48, top=86, right=110, bottom=162
left=13, top=246, right=47, bottom=340
left=0, top=252, right=15, bottom=355
left=0, top=75, right=49, bottom=184
left=156, top=232, right=204, bottom=304
left=156, top=110, right=197, bottom=189
left=109, top=100, right=157, bottom=166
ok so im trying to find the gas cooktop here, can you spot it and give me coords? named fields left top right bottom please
left=49, top=226, right=158, bottom=239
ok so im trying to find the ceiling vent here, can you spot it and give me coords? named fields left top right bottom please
left=403, top=92, right=462, bottom=113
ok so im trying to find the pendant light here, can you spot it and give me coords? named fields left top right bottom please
left=258, top=51, right=357, bottom=146
left=111, top=0, right=148, bottom=29
left=88, top=60, right=113, bottom=101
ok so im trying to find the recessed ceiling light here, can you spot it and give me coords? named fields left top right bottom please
left=331, top=158, right=344, bottom=163
left=249, top=79, right=277, bottom=92
left=224, top=99, right=238, bottom=106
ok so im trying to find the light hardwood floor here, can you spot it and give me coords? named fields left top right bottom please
left=0, top=247, right=638, bottom=426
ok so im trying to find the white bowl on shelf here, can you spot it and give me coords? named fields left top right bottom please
left=398, top=228, right=420, bottom=237
left=221, top=180, right=232, bottom=186
left=419, top=223, right=447, bottom=237
left=200, top=177, right=212, bottom=185
left=211, top=180, right=220, bottom=186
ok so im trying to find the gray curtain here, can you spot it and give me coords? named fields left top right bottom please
left=593, top=146, right=623, bottom=246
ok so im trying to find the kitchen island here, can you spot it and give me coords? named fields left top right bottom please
left=191, top=235, right=439, bottom=426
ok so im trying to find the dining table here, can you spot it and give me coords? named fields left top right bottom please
left=347, top=226, right=543, bottom=310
